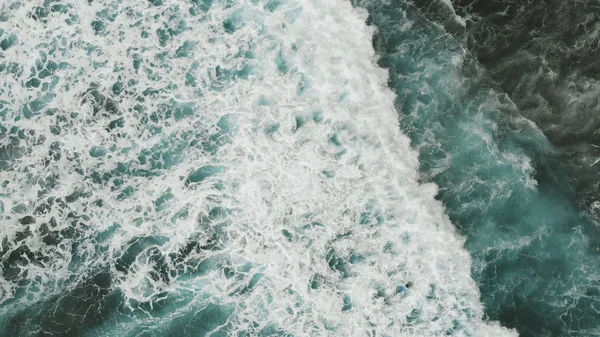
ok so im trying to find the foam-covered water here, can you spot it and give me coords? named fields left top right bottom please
left=360, top=1, right=600, bottom=336
left=0, top=0, right=516, bottom=336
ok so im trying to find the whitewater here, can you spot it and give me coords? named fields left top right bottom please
left=7, top=0, right=600, bottom=336
left=0, top=0, right=519, bottom=335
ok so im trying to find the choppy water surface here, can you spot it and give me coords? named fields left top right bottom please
left=361, top=1, right=600, bottom=336
left=1, top=0, right=598, bottom=336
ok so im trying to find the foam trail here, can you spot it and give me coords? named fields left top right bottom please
left=409, top=0, right=466, bottom=36
left=0, top=0, right=515, bottom=336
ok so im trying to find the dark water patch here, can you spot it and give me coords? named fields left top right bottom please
left=434, top=0, right=600, bottom=222
left=2, top=271, right=123, bottom=337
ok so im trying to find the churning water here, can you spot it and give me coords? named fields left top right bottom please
left=0, top=0, right=598, bottom=336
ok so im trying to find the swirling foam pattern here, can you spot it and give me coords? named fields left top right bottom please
left=0, top=0, right=515, bottom=336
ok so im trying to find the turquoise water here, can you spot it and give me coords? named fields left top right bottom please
left=359, top=1, right=600, bottom=336
left=0, top=0, right=598, bottom=336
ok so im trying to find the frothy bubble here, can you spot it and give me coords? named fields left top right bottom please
left=0, top=0, right=516, bottom=336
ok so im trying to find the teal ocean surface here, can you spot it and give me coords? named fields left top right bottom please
left=0, top=0, right=598, bottom=336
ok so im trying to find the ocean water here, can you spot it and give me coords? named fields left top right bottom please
left=359, top=1, right=600, bottom=336
left=450, top=0, right=600, bottom=224
left=0, top=1, right=596, bottom=337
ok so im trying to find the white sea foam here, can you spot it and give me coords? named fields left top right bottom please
left=0, top=0, right=517, bottom=335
